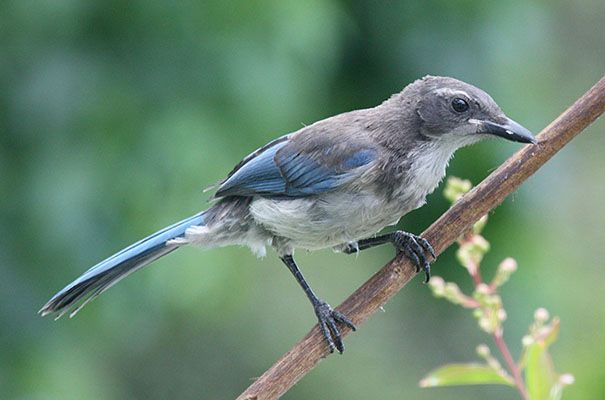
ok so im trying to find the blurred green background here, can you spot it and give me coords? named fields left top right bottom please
left=1, top=1, right=604, bottom=399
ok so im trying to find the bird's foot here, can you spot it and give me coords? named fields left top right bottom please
left=313, top=300, right=356, bottom=354
left=391, top=231, right=435, bottom=283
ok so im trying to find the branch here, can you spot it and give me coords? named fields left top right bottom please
left=237, top=75, right=605, bottom=400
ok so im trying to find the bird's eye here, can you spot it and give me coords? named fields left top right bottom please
left=451, top=98, right=469, bottom=113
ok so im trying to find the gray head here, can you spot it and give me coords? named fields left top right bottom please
left=400, top=75, right=536, bottom=146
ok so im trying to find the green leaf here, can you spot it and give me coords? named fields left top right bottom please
left=420, top=363, right=514, bottom=387
left=525, top=342, right=555, bottom=400
left=523, top=317, right=561, bottom=400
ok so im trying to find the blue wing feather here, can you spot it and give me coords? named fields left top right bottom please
left=215, top=141, right=288, bottom=197
left=341, top=149, right=376, bottom=168
left=214, top=134, right=377, bottom=198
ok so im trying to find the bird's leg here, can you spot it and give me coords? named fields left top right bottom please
left=342, top=231, right=435, bottom=283
left=280, top=254, right=356, bottom=354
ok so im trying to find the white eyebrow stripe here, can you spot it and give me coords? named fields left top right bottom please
left=434, top=88, right=470, bottom=98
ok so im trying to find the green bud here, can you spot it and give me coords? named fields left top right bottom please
left=456, top=235, right=490, bottom=272
left=522, top=335, right=534, bottom=346
left=472, top=290, right=504, bottom=333
left=485, top=353, right=504, bottom=372
left=474, top=283, right=490, bottom=298
left=428, top=276, right=446, bottom=297
left=491, top=258, right=517, bottom=288
left=443, top=282, right=466, bottom=305
left=476, top=344, right=490, bottom=358
left=478, top=316, right=494, bottom=333
left=443, top=177, right=473, bottom=204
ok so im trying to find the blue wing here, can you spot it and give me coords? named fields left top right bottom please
left=212, top=133, right=377, bottom=198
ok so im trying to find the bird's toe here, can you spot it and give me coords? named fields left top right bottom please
left=314, top=301, right=356, bottom=354
left=391, top=231, right=434, bottom=282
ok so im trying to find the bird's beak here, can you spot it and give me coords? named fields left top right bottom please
left=470, top=118, right=537, bottom=144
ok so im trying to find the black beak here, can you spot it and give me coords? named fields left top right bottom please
left=472, top=118, right=537, bottom=144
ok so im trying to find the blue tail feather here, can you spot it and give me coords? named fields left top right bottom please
left=40, top=212, right=206, bottom=318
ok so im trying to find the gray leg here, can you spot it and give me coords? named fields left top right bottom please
left=280, top=254, right=356, bottom=354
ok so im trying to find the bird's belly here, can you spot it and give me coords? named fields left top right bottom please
left=249, top=192, right=409, bottom=251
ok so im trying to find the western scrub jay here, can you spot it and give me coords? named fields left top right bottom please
left=41, top=76, right=536, bottom=353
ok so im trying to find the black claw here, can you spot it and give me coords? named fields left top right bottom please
left=318, top=319, right=336, bottom=353
left=327, top=319, right=343, bottom=353
left=422, top=265, right=431, bottom=282
left=402, top=241, right=422, bottom=273
left=313, top=300, right=356, bottom=354
left=390, top=231, right=433, bottom=283
left=408, top=237, right=428, bottom=270
left=332, top=310, right=357, bottom=331
left=417, top=236, right=436, bottom=260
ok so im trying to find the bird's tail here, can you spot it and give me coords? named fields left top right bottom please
left=39, top=212, right=208, bottom=319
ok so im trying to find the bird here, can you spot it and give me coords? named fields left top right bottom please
left=40, top=75, right=536, bottom=354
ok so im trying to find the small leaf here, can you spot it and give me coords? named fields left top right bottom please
left=543, top=317, right=560, bottom=347
left=523, top=317, right=561, bottom=400
left=420, top=363, right=514, bottom=387
left=519, top=317, right=560, bottom=371
left=525, top=342, right=555, bottom=400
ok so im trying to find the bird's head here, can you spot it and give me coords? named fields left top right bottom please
left=410, top=76, right=536, bottom=147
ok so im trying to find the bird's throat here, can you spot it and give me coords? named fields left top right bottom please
left=408, top=141, right=458, bottom=200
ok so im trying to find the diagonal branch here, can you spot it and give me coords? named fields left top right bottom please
left=237, top=75, right=605, bottom=400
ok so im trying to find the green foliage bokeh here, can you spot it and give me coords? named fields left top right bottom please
left=1, top=1, right=604, bottom=399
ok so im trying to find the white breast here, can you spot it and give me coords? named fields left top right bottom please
left=403, top=141, right=459, bottom=204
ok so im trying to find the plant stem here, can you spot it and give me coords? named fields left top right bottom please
left=464, top=235, right=528, bottom=400
left=470, top=260, right=482, bottom=286
left=493, top=329, right=528, bottom=400
left=463, top=231, right=528, bottom=399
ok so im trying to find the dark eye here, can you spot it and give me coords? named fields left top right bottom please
left=451, top=98, right=469, bottom=113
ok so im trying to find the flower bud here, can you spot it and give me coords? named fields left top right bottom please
left=559, top=374, right=575, bottom=385
left=522, top=335, right=534, bottom=346
left=491, top=258, right=518, bottom=288
left=534, top=308, right=550, bottom=323
left=428, top=276, right=445, bottom=297
left=499, top=258, right=518, bottom=273
left=476, top=344, right=490, bottom=358
left=475, top=283, right=490, bottom=296
left=479, top=317, right=493, bottom=333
